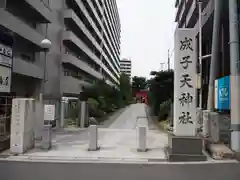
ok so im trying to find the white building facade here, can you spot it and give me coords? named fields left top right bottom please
left=120, top=59, right=131, bottom=76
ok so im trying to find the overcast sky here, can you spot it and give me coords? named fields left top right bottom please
left=117, top=0, right=176, bottom=79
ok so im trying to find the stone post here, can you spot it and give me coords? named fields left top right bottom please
left=88, top=125, right=99, bottom=151
left=60, top=100, right=65, bottom=128
left=41, top=124, right=52, bottom=150
left=137, top=126, right=147, bottom=152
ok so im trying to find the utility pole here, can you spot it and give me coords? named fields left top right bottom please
left=160, top=62, right=165, bottom=71
left=168, top=49, right=170, bottom=71
left=207, top=0, right=222, bottom=110
left=198, top=1, right=202, bottom=109
left=229, top=0, right=240, bottom=153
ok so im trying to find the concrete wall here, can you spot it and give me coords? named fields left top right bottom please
left=61, top=76, right=91, bottom=95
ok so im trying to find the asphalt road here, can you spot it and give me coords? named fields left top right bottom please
left=0, top=160, right=240, bottom=180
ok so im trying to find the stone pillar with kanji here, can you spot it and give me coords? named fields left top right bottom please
left=164, top=28, right=206, bottom=162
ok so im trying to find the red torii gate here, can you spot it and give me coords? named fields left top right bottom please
left=135, top=90, right=148, bottom=104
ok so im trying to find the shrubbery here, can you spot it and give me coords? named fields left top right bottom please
left=69, top=102, right=79, bottom=121
left=148, top=70, right=174, bottom=117
left=84, top=76, right=132, bottom=119
left=158, top=99, right=172, bottom=121
left=88, top=98, right=99, bottom=117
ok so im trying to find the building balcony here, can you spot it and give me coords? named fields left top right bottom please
left=64, top=4, right=119, bottom=76
left=185, top=0, right=198, bottom=28
left=193, top=0, right=213, bottom=35
left=62, top=53, right=103, bottom=80
left=3, top=0, right=53, bottom=23
left=65, top=0, right=120, bottom=73
left=95, top=0, right=104, bottom=17
left=84, top=0, right=119, bottom=67
left=177, top=0, right=194, bottom=27
left=12, top=56, right=43, bottom=79
left=61, top=76, right=92, bottom=95
left=103, top=1, right=119, bottom=47
left=62, top=31, right=119, bottom=85
left=63, top=10, right=119, bottom=79
left=175, top=0, right=185, bottom=22
left=101, top=62, right=119, bottom=85
left=102, top=14, right=119, bottom=62
left=185, top=0, right=210, bottom=28
left=62, top=30, right=101, bottom=67
left=105, top=79, right=115, bottom=87
left=0, top=9, right=45, bottom=49
left=175, top=0, right=180, bottom=7
left=63, top=9, right=102, bottom=56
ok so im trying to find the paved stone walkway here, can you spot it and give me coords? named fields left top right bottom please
left=108, top=103, right=149, bottom=129
left=2, top=103, right=168, bottom=161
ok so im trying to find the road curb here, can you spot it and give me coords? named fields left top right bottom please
left=0, top=155, right=239, bottom=165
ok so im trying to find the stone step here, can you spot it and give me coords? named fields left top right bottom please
left=164, top=146, right=207, bottom=162
left=209, top=144, right=236, bottom=160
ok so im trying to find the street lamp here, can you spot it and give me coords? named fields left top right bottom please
left=40, top=38, right=52, bottom=102
left=40, top=39, right=52, bottom=49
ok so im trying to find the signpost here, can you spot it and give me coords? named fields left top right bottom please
left=215, top=76, right=230, bottom=110
left=0, top=43, right=12, bottom=93
left=0, top=66, right=11, bottom=92
left=165, top=28, right=206, bottom=161
left=44, top=104, right=55, bottom=121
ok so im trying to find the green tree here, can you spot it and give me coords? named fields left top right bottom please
left=148, top=70, right=174, bottom=115
left=132, top=76, right=147, bottom=95
left=84, top=79, right=126, bottom=115
left=119, top=73, right=132, bottom=103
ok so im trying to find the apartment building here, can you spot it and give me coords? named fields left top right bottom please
left=0, top=0, right=121, bottom=95
left=120, top=58, right=131, bottom=76
left=63, top=0, right=121, bottom=92
left=0, top=0, right=121, bottom=151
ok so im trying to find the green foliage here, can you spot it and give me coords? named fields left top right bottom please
left=87, top=98, right=106, bottom=118
left=158, top=99, right=172, bottom=121
left=92, top=109, right=106, bottom=118
left=120, top=73, right=132, bottom=103
left=148, top=70, right=174, bottom=115
left=84, top=77, right=131, bottom=119
left=69, top=102, right=79, bottom=120
left=97, top=97, right=107, bottom=110
left=88, top=98, right=99, bottom=116
left=132, top=76, right=147, bottom=95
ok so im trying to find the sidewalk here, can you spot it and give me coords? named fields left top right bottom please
left=1, top=104, right=237, bottom=164
left=3, top=128, right=166, bottom=162
left=1, top=104, right=169, bottom=162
